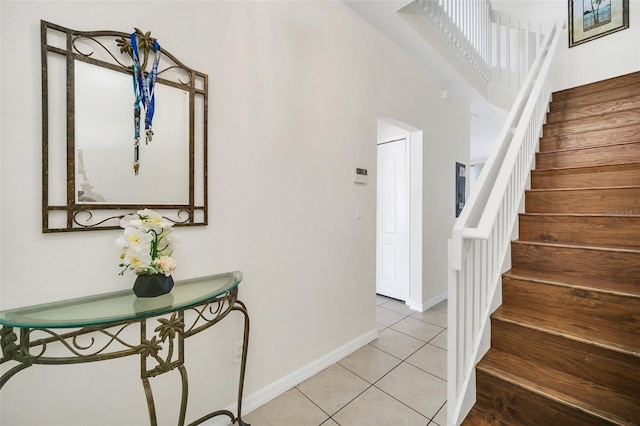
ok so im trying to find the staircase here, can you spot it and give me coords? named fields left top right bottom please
left=463, top=72, right=640, bottom=425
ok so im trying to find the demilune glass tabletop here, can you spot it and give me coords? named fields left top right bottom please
left=0, top=271, right=243, bottom=329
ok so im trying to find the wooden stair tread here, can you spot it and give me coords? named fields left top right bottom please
left=491, top=316, right=640, bottom=395
left=535, top=141, right=640, bottom=156
left=499, top=277, right=640, bottom=354
left=551, top=71, right=640, bottom=102
left=547, top=94, right=640, bottom=124
left=478, top=349, right=640, bottom=425
left=493, top=307, right=640, bottom=356
left=512, top=239, right=640, bottom=253
left=470, top=370, right=615, bottom=426
left=525, top=186, right=640, bottom=214
left=550, top=86, right=640, bottom=114
left=505, top=267, right=640, bottom=298
left=527, top=185, right=640, bottom=192
left=521, top=212, right=640, bottom=217
left=509, top=241, right=640, bottom=292
left=533, top=161, right=640, bottom=173
left=543, top=109, right=640, bottom=138
left=516, top=239, right=640, bottom=251
left=531, top=174, right=640, bottom=190
left=502, top=271, right=640, bottom=299
left=539, top=123, right=640, bottom=152
left=520, top=211, right=640, bottom=217
left=518, top=214, right=640, bottom=248
left=469, top=371, right=616, bottom=426
left=494, top=304, right=640, bottom=357
left=535, top=142, right=640, bottom=169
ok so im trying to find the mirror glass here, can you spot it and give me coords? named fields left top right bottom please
left=74, top=62, right=189, bottom=204
left=41, top=21, right=208, bottom=232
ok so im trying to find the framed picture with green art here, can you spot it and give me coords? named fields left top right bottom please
left=569, top=0, right=629, bottom=47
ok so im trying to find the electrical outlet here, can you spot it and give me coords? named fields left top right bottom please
left=233, top=342, right=243, bottom=364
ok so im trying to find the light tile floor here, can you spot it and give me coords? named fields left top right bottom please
left=243, top=296, right=448, bottom=426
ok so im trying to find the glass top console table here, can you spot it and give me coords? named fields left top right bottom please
left=0, top=271, right=250, bottom=426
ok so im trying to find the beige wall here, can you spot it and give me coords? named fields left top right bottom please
left=0, top=1, right=469, bottom=424
left=492, top=0, right=640, bottom=91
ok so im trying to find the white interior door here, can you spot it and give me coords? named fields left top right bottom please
left=376, top=138, right=410, bottom=301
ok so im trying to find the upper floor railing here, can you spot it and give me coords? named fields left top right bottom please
left=414, top=0, right=549, bottom=96
left=415, top=0, right=492, bottom=82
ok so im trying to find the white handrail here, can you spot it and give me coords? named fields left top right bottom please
left=447, top=20, right=564, bottom=426
left=460, top=21, right=557, bottom=241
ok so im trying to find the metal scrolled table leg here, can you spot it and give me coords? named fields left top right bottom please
left=233, top=300, right=250, bottom=426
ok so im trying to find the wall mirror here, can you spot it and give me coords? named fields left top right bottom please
left=41, top=20, right=208, bottom=232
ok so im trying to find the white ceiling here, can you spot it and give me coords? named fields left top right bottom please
left=344, top=0, right=508, bottom=164
left=470, top=102, right=508, bottom=163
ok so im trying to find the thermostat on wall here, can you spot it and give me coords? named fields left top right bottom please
left=354, top=168, right=368, bottom=184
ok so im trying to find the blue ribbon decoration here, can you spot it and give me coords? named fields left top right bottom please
left=130, top=33, right=161, bottom=174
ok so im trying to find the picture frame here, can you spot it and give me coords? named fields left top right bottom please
left=569, top=0, right=629, bottom=47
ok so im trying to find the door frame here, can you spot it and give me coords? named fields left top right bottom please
left=376, top=117, right=423, bottom=311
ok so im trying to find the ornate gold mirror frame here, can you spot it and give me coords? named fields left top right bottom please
left=41, top=20, right=208, bottom=232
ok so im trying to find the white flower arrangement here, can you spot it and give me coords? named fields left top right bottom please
left=116, top=209, right=177, bottom=276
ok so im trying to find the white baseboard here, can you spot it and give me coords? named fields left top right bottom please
left=204, top=328, right=379, bottom=425
left=406, top=300, right=424, bottom=312
left=407, top=291, right=447, bottom=312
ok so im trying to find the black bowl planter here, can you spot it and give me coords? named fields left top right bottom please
left=133, top=274, right=174, bottom=298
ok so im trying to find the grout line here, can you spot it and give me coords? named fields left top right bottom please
left=324, top=373, right=444, bottom=426
left=383, top=324, right=446, bottom=346
left=292, top=387, right=333, bottom=421
left=364, top=339, right=448, bottom=381
left=326, top=383, right=376, bottom=425
left=371, top=381, right=434, bottom=423
left=271, top=296, right=451, bottom=425
left=324, top=336, right=448, bottom=425
left=410, top=314, right=448, bottom=328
